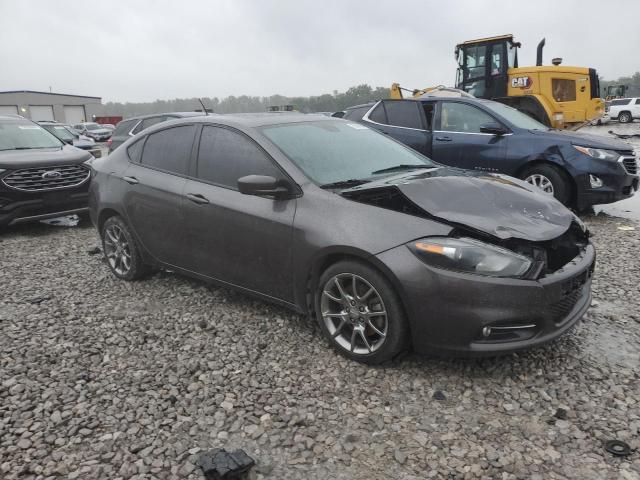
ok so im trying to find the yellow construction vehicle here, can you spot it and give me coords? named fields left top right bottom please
left=604, top=84, right=628, bottom=100
left=391, top=35, right=605, bottom=129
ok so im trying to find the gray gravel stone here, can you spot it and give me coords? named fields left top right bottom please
left=0, top=214, right=638, bottom=479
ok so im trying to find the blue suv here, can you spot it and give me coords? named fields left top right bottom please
left=344, top=97, right=638, bottom=209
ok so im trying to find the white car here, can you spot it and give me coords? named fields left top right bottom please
left=607, top=98, right=640, bottom=123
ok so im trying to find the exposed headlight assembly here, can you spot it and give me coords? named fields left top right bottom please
left=574, top=145, right=620, bottom=161
left=409, top=237, right=532, bottom=278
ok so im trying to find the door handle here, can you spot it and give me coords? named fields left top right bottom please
left=185, top=193, right=210, bottom=205
left=122, top=176, right=139, bottom=185
left=435, top=136, right=452, bottom=142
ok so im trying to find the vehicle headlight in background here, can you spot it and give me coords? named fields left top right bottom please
left=574, top=145, right=620, bottom=161
left=409, top=237, right=532, bottom=278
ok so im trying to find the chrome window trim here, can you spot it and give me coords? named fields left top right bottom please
left=433, top=130, right=513, bottom=136
left=128, top=120, right=143, bottom=137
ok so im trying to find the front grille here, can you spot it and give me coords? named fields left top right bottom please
left=621, top=156, right=638, bottom=175
left=550, top=288, right=582, bottom=325
left=2, top=165, right=89, bottom=192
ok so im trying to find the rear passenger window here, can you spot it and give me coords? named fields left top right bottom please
left=611, top=99, right=631, bottom=106
left=113, top=119, right=136, bottom=136
left=368, top=103, right=387, bottom=123
left=127, top=138, right=144, bottom=163
left=196, top=126, right=282, bottom=189
left=133, top=116, right=165, bottom=134
left=140, top=125, right=196, bottom=174
left=382, top=101, right=423, bottom=129
left=343, top=106, right=371, bottom=120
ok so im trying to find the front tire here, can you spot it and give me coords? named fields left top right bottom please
left=101, top=216, right=149, bottom=281
left=314, top=260, right=409, bottom=364
left=618, top=111, right=633, bottom=123
left=521, top=164, right=570, bottom=206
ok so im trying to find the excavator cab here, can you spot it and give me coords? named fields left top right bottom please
left=455, top=35, right=520, bottom=99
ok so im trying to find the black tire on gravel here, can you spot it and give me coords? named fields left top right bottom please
left=314, top=260, right=410, bottom=364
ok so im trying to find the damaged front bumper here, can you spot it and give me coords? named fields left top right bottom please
left=377, top=242, right=595, bottom=356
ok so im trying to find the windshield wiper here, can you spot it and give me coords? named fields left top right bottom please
left=371, top=164, right=434, bottom=175
left=320, top=179, right=370, bottom=190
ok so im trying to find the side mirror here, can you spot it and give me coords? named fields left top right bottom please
left=237, top=175, right=293, bottom=199
left=479, top=122, right=508, bottom=135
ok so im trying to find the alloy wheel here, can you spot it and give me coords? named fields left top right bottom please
left=525, top=174, right=555, bottom=195
left=103, top=224, right=132, bottom=276
left=320, top=273, right=388, bottom=355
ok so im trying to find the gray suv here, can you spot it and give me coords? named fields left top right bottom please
left=108, top=112, right=204, bottom=153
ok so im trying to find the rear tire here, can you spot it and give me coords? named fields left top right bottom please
left=521, top=164, right=571, bottom=206
left=101, top=216, right=150, bottom=281
left=618, top=111, right=633, bottom=123
left=314, top=260, right=409, bottom=364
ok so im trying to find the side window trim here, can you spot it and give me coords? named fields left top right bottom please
left=129, top=119, right=143, bottom=136
left=433, top=101, right=510, bottom=136
left=136, top=123, right=198, bottom=178
left=192, top=124, right=298, bottom=193
left=363, top=101, right=428, bottom=132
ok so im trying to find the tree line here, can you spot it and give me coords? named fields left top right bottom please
left=100, top=84, right=390, bottom=118
left=100, top=73, right=640, bottom=119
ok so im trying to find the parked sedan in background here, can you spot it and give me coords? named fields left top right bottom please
left=107, top=112, right=204, bottom=152
left=344, top=97, right=638, bottom=209
left=0, top=115, right=92, bottom=226
left=38, top=121, right=102, bottom=158
left=73, top=122, right=112, bottom=142
left=89, top=114, right=594, bottom=364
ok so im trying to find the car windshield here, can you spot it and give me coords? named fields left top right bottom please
left=261, top=120, right=435, bottom=186
left=0, top=121, right=63, bottom=150
left=482, top=101, right=549, bottom=130
left=85, top=123, right=102, bottom=131
left=43, top=125, right=76, bottom=141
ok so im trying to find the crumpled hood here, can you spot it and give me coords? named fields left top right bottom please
left=342, top=168, right=575, bottom=241
left=531, top=129, right=632, bottom=151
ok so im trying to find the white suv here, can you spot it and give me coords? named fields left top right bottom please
left=608, top=98, right=640, bottom=123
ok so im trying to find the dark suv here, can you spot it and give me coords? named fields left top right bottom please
left=0, top=115, right=93, bottom=226
left=345, top=97, right=638, bottom=209
left=108, top=112, right=204, bottom=153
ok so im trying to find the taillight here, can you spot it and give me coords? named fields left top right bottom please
left=106, top=138, right=112, bottom=147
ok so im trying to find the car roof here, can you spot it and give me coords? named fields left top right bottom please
left=344, top=103, right=376, bottom=110
left=143, top=113, right=337, bottom=132
left=122, top=111, right=206, bottom=122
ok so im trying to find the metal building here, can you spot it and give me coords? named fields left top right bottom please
left=0, top=90, right=102, bottom=124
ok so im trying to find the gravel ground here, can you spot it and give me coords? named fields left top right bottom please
left=1, top=213, right=639, bottom=480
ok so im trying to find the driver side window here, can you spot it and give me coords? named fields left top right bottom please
left=440, top=102, right=495, bottom=133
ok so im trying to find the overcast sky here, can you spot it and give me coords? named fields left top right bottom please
left=0, top=0, right=637, bottom=103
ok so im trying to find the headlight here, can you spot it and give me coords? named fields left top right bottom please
left=408, top=237, right=532, bottom=278
left=574, top=145, right=620, bottom=161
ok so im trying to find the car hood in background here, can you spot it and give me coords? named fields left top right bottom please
left=531, top=129, right=632, bottom=151
left=341, top=168, right=575, bottom=242
left=0, top=145, right=92, bottom=169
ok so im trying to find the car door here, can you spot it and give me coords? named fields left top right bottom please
left=122, top=124, right=197, bottom=267
left=362, top=100, right=431, bottom=156
left=634, top=99, right=640, bottom=119
left=431, top=101, right=507, bottom=171
left=181, top=125, right=296, bottom=301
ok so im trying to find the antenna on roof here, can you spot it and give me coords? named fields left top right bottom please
left=197, top=98, right=211, bottom=116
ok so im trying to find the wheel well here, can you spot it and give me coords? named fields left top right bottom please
left=97, top=208, right=120, bottom=232
left=516, top=160, right=577, bottom=206
left=304, top=252, right=407, bottom=318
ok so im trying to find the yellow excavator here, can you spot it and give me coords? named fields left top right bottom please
left=391, top=35, right=605, bottom=130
